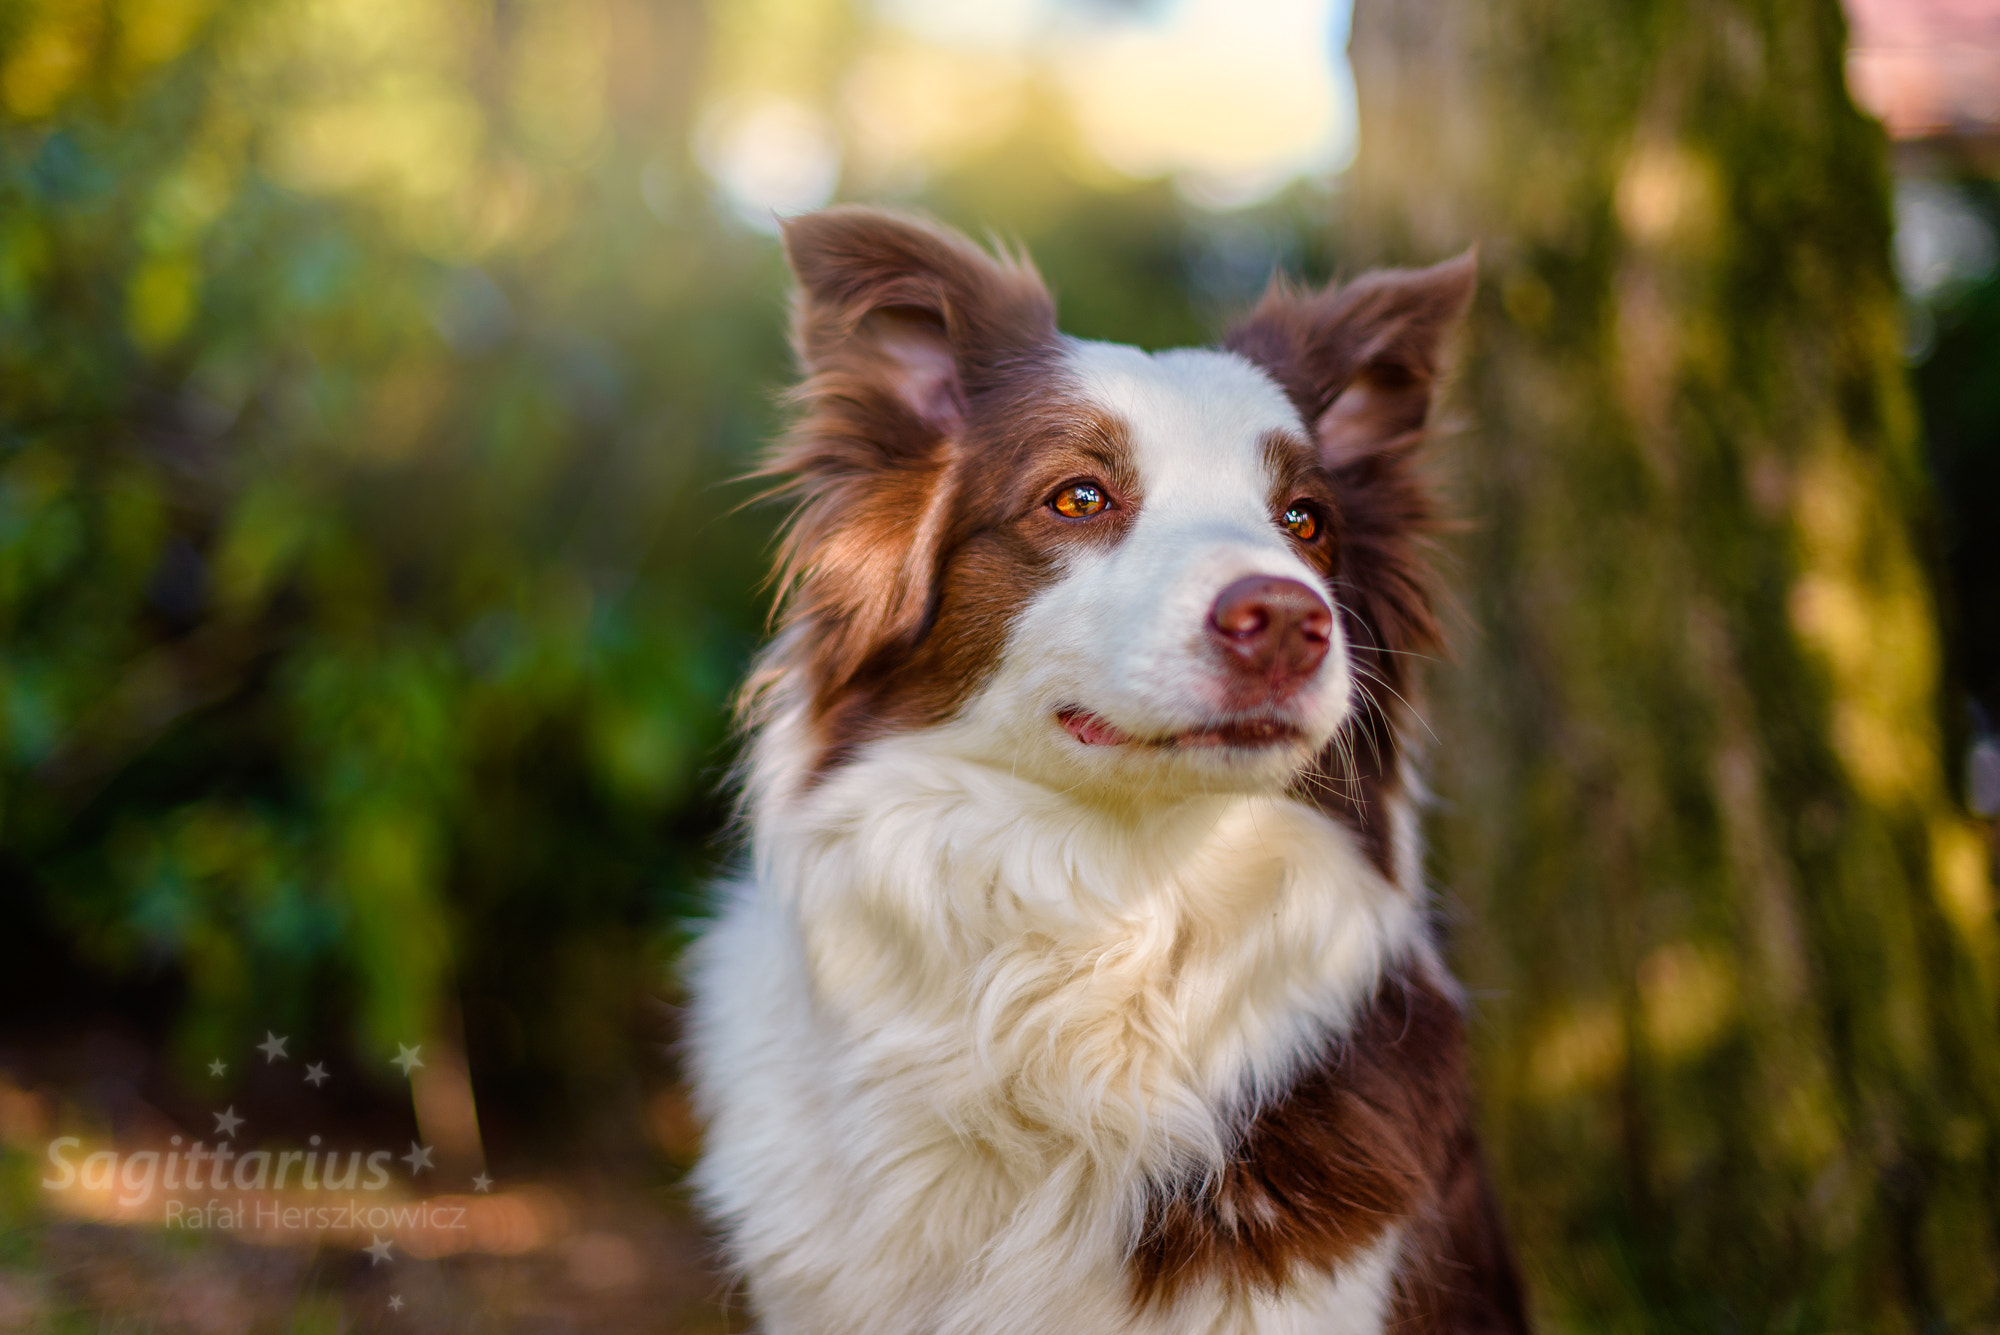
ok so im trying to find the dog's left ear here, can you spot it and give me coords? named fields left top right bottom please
left=1224, top=251, right=1476, bottom=464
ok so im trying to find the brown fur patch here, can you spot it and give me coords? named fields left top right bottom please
left=1226, top=255, right=1475, bottom=877
left=756, top=209, right=1161, bottom=772
left=803, top=402, right=1149, bottom=769
left=1129, top=966, right=1527, bottom=1332
left=1388, top=1152, right=1532, bottom=1334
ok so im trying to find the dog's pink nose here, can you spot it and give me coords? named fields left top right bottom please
left=1208, top=576, right=1332, bottom=693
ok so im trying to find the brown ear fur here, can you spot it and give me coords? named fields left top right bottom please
left=763, top=207, right=1058, bottom=715
left=1224, top=254, right=1475, bottom=876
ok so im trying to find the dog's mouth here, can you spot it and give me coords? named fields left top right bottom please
left=1056, top=707, right=1305, bottom=750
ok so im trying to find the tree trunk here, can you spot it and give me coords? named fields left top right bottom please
left=1345, top=0, right=2000, bottom=1326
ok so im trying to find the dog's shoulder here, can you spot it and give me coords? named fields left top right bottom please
left=1133, top=961, right=1530, bottom=1333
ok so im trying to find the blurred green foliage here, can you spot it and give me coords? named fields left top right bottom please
left=0, top=0, right=1337, bottom=1129
left=0, top=0, right=789, bottom=1110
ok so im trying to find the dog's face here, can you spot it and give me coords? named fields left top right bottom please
left=965, top=340, right=1354, bottom=794
left=764, top=208, right=1470, bottom=814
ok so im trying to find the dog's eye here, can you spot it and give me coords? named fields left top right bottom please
left=1051, top=483, right=1108, bottom=520
left=1281, top=503, right=1320, bottom=541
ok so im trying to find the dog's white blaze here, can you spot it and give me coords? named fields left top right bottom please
left=1056, top=342, right=1351, bottom=737
left=691, top=346, right=1425, bottom=1334
left=952, top=343, right=1354, bottom=797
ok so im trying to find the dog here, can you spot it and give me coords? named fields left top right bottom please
left=687, top=206, right=1529, bottom=1335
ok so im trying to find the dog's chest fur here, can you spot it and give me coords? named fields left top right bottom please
left=691, top=714, right=1432, bottom=1335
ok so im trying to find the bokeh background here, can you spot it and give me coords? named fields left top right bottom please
left=0, top=0, right=1996, bottom=1328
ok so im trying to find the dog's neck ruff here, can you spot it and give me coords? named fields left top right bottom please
left=753, top=694, right=1428, bottom=1069
left=693, top=696, right=1430, bottom=1334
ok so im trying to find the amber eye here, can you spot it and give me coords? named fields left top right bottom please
left=1281, top=503, right=1320, bottom=541
left=1051, top=483, right=1108, bottom=519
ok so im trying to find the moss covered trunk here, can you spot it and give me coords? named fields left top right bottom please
left=1345, top=0, right=2000, bottom=1325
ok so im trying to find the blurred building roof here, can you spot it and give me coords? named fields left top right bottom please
left=1846, top=0, right=2000, bottom=142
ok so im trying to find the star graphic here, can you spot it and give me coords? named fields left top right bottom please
left=402, top=1141, right=435, bottom=1174
left=257, top=1031, right=289, bottom=1063
left=388, top=1295, right=405, bottom=1313
left=391, top=1043, right=424, bottom=1076
left=471, top=1172, right=493, bottom=1193
left=303, top=1062, right=330, bottom=1087
left=212, top=1106, right=245, bottom=1138
left=207, top=1058, right=226, bottom=1078
left=365, top=1235, right=395, bottom=1265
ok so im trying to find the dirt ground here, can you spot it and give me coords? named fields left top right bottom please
left=0, top=1024, right=744, bottom=1333
left=5, top=1154, right=745, bottom=1334
left=4, top=1184, right=740, bottom=1333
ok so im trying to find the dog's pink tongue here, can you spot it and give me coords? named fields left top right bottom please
left=1059, top=709, right=1130, bottom=746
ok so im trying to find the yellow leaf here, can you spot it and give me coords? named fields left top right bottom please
left=126, top=255, right=198, bottom=352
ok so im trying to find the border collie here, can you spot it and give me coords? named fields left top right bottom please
left=688, top=207, right=1528, bottom=1335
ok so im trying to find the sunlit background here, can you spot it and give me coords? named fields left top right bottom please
left=1, top=0, right=1996, bottom=1327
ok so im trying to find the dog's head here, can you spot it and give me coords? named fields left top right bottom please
left=755, top=207, right=1470, bottom=855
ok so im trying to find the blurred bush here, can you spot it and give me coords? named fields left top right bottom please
left=0, top=0, right=1342, bottom=1132
left=0, top=0, right=790, bottom=1115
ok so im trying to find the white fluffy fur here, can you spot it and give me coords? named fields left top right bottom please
left=689, top=344, right=1433, bottom=1334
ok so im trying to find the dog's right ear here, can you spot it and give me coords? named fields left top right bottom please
left=765, top=209, right=1056, bottom=720
left=781, top=207, right=1056, bottom=441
